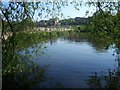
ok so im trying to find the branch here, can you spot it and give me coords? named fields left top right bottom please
left=1, top=9, right=14, bottom=33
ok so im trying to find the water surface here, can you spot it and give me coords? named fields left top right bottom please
left=29, top=34, right=116, bottom=88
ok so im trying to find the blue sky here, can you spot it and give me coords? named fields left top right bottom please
left=61, top=4, right=96, bottom=18
left=33, top=3, right=96, bottom=21
left=1, top=1, right=96, bottom=21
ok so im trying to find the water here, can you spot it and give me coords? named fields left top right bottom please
left=28, top=34, right=117, bottom=88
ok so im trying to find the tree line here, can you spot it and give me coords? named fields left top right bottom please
left=37, top=17, right=92, bottom=27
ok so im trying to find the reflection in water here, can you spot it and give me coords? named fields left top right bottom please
left=2, top=32, right=49, bottom=88
left=3, top=45, right=48, bottom=88
left=3, top=31, right=120, bottom=88
left=2, top=31, right=69, bottom=88
left=87, top=62, right=120, bottom=89
left=86, top=42, right=120, bottom=89
left=64, top=32, right=113, bottom=53
left=31, top=32, right=119, bottom=88
left=3, top=60, right=47, bottom=88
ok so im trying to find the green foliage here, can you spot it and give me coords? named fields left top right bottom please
left=87, top=68, right=120, bottom=89
left=86, top=33, right=120, bottom=89
left=1, top=0, right=120, bottom=88
left=59, top=17, right=91, bottom=26
left=86, top=1, right=120, bottom=38
left=3, top=56, right=48, bottom=88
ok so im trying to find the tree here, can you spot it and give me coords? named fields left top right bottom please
left=0, top=1, right=73, bottom=88
left=86, top=1, right=120, bottom=36
left=1, top=0, right=120, bottom=88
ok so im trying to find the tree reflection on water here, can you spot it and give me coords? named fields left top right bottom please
left=2, top=31, right=66, bottom=89
left=2, top=32, right=49, bottom=89
left=86, top=43, right=120, bottom=89
left=2, top=31, right=120, bottom=88
left=3, top=59, right=48, bottom=88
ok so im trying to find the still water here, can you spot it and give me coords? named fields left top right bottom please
left=28, top=33, right=117, bottom=88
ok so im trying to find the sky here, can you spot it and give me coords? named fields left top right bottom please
left=33, top=3, right=96, bottom=21
left=61, top=4, right=96, bottom=18
left=1, top=1, right=96, bottom=21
